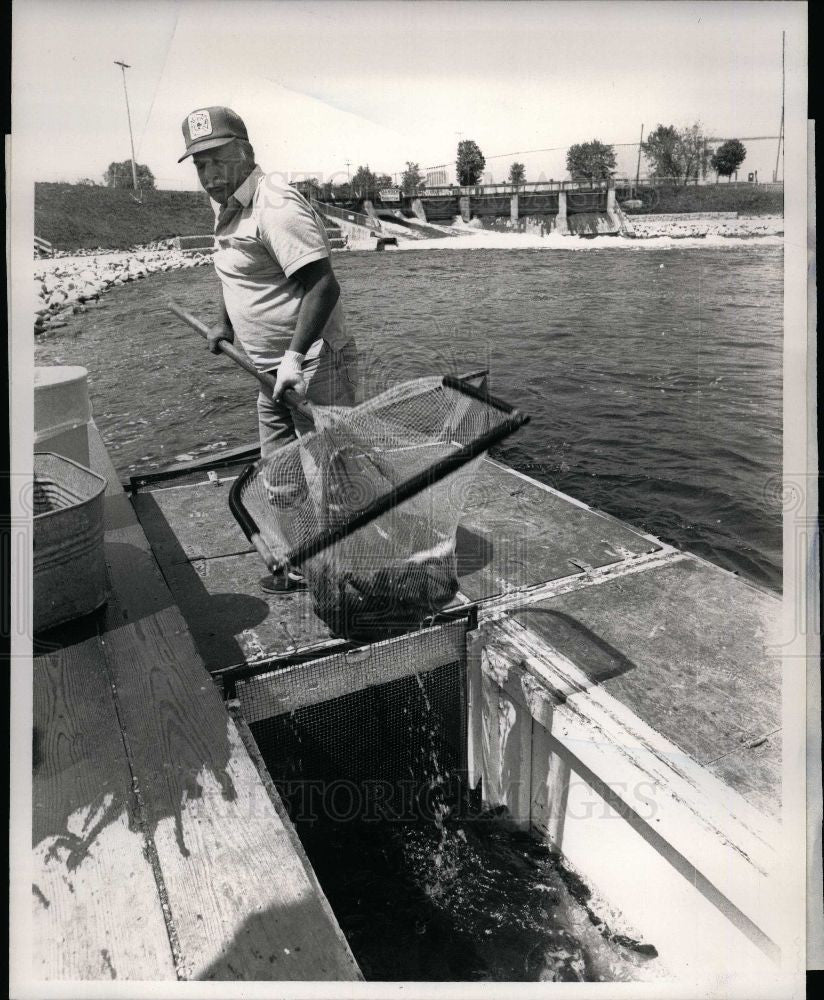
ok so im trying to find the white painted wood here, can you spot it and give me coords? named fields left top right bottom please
left=472, top=548, right=686, bottom=619
left=558, top=767, right=780, bottom=983
left=472, top=617, right=783, bottom=969
left=530, top=721, right=571, bottom=849
left=476, top=646, right=533, bottom=825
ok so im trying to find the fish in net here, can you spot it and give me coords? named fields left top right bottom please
left=230, top=375, right=528, bottom=642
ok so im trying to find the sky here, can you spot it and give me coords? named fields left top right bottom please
left=13, top=0, right=806, bottom=188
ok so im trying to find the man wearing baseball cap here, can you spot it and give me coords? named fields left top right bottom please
left=179, top=106, right=359, bottom=589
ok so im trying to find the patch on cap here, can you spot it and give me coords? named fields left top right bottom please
left=188, top=110, right=213, bottom=140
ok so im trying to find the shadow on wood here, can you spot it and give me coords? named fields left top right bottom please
left=515, top=608, right=638, bottom=685
left=132, top=492, right=270, bottom=670
left=455, top=523, right=494, bottom=577
left=195, top=892, right=361, bottom=981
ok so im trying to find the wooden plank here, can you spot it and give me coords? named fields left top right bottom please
left=237, top=619, right=467, bottom=722
left=473, top=645, right=533, bottom=825
left=513, top=556, right=782, bottom=773
left=478, top=618, right=781, bottom=954
left=100, top=512, right=176, bottom=629
left=100, top=606, right=361, bottom=981
left=457, top=460, right=659, bottom=601
left=529, top=721, right=571, bottom=848
left=229, top=708, right=362, bottom=966
left=32, top=638, right=176, bottom=980
left=87, top=420, right=126, bottom=498
left=162, top=552, right=332, bottom=668
left=133, top=484, right=253, bottom=565
left=705, top=734, right=782, bottom=819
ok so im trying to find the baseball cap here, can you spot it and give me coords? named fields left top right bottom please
left=178, top=107, right=248, bottom=162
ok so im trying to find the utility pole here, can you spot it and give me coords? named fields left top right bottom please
left=344, top=159, right=351, bottom=199
left=635, top=124, right=644, bottom=195
left=114, top=61, right=139, bottom=194
left=773, top=31, right=785, bottom=183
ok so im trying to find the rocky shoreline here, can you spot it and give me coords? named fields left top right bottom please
left=621, top=213, right=784, bottom=239
left=34, top=242, right=212, bottom=334
left=34, top=214, right=783, bottom=333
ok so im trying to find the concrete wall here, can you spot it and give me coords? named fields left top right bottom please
left=417, top=188, right=605, bottom=224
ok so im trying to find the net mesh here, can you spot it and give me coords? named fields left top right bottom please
left=238, top=620, right=468, bottom=821
left=237, top=376, right=524, bottom=642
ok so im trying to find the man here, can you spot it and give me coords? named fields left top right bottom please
left=179, top=106, right=358, bottom=589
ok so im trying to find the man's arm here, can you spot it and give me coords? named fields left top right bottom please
left=207, top=284, right=234, bottom=353
left=272, top=257, right=340, bottom=401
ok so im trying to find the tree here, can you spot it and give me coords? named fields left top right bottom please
left=456, top=140, right=486, bottom=186
left=104, top=160, right=156, bottom=190
left=401, top=161, right=424, bottom=195
left=710, top=139, right=747, bottom=182
left=292, top=177, right=321, bottom=200
left=508, top=161, right=526, bottom=186
left=641, top=124, right=710, bottom=186
left=350, top=165, right=393, bottom=197
left=565, top=141, right=616, bottom=184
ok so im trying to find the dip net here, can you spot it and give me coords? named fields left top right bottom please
left=230, top=375, right=528, bottom=642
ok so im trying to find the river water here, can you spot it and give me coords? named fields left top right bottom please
left=33, top=242, right=782, bottom=979
left=35, top=243, right=783, bottom=591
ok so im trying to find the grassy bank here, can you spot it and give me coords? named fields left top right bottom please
left=35, top=182, right=214, bottom=250
left=617, top=183, right=783, bottom=216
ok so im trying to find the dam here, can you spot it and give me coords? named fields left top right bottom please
left=297, top=180, right=624, bottom=236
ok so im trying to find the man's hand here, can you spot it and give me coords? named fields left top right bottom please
left=272, top=350, right=307, bottom=403
left=207, top=322, right=234, bottom=354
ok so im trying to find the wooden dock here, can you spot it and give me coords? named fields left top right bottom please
left=128, top=454, right=781, bottom=819
left=31, top=423, right=361, bottom=982
left=30, top=416, right=782, bottom=982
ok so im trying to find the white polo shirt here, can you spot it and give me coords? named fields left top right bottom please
left=212, top=166, right=347, bottom=371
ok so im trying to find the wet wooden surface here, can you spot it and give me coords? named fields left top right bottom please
left=30, top=423, right=361, bottom=981
left=134, top=456, right=660, bottom=668
left=457, top=460, right=659, bottom=601
left=32, top=637, right=176, bottom=980
left=101, top=608, right=361, bottom=980
left=131, top=448, right=780, bottom=814
left=511, top=556, right=781, bottom=809
left=704, top=734, right=782, bottom=819
left=132, top=478, right=253, bottom=565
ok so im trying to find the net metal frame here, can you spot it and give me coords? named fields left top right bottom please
left=229, top=375, right=528, bottom=641
left=229, top=375, right=529, bottom=569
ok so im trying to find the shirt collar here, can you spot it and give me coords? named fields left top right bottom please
left=231, top=164, right=263, bottom=207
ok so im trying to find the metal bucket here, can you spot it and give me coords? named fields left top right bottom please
left=33, top=452, right=107, bottom=632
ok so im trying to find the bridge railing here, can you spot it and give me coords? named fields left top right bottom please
left=416, top=180, right=602, bottom=197
left=310, top=199, right=378, bottom=230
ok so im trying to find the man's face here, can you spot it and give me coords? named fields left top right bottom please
left=192, top=142, right=253, bottom=204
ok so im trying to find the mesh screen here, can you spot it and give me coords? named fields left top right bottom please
left=236, top=376, right=525, bottom=642
left=238, top=621, right=468, bottom=822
